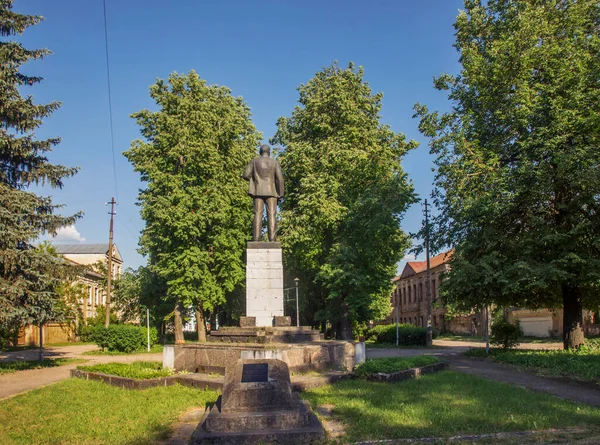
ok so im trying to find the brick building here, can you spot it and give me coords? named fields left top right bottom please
left=387, top=251, right=486, bottom=335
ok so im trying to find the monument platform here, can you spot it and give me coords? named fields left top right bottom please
left=191, top=359, right=324, bottom=445
left=167, top=338, right=356, bottom=375
left=208, top=326, right=322, bottom=344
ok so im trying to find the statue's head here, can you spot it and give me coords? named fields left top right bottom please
left=259, top=144, right=271, bottom=156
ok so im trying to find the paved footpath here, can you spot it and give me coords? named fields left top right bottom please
left=0, top=345, right=162, bottom=400
left=368, top=339, right=600, bottom=407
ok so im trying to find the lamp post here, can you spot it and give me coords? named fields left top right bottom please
left=294, top=278, right=300, bottom=327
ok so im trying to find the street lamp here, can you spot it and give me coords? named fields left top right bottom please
left=294, top=277, right=300, bottom=327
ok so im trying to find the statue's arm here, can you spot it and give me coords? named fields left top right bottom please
left=275, top=161, right=284, bottom=198
left=242, top=160, right=253, bottom=181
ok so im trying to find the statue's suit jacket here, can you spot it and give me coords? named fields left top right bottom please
left=242, top=156, right=284, bottom=198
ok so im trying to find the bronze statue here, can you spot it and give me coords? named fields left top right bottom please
left=242, top=144, right=284, bottom=242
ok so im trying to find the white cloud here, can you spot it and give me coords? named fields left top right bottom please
left=52, top=225, right=86, bottom=243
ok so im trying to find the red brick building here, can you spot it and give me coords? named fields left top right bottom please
left=387, top=251, right=486, bottom=335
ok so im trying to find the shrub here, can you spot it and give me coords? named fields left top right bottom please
left=579, top=338, right=600, bottom=353
left=91, top=325, right=158, bottom=353
left=77, top=361, right=173, bottom=379
left=365, top=324, right=428, bottom=346
left=491, top=320, right=522, bottom=349
left=354, top=356, right=439, bottom=377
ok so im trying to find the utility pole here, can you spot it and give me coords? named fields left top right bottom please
left=105, top=197, right=117, bottom=328
left=424, top=199, right=433, bottom=346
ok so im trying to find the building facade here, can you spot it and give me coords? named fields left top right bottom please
left=386, top=251, right=486, bottom=335
left=53, top=243, right=123, bottom=323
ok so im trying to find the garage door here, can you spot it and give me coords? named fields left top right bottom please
left=518, top=317, right=552, bottom=337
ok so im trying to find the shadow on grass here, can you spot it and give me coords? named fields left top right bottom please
left=302, top=370, right=600, bottom=442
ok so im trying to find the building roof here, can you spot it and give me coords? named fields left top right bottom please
left=53, top=244, right=110, bottom=254
left=395, top=250, right=453, bottom=281
left=53, top=243, right=123, bottom=263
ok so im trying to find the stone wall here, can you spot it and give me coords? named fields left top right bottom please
left=170, top=341, right=356, bottom=374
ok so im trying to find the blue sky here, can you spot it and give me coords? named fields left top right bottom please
left=16, top=0, right=464, bottom=270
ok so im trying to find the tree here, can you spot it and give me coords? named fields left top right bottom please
left=414, top=0, right=600, bottom=349
left=0, top=1, right=80, bottom=344
left=125, top=71, right=260, bottom=343
left=113, top=267, right=143, bottom=323
left=272, top=62, right=417, bottom=339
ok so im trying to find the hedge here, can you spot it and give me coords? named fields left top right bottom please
left=91, top=324, right=158, bottom=353
left=366, top=324, right=436, bottom=346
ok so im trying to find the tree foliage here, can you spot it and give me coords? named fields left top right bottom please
left=0, top=1, right=80, bottom=334
left=414, top=0, right=600, bottom=349
left=273, top=62, right=417, bottom=339
left=125, top=71, right=260, bottom=340
left=113, top=267, right=143, bottom=323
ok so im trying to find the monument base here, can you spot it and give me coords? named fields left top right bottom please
left=191, top=359, right=324, bottom=445
left=246, top=242, right=284, bottom=327
left=208, top=326, right=322, bottom=344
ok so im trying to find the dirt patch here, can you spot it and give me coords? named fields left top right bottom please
left=157, top=406, right=206, bottom=445
left=316, top=404, right=347, bottom=440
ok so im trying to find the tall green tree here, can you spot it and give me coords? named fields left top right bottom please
left=273, top=62, right=417, bottom=339
left=125, top=71, right=260, bottom=342
left=415, top=0, right=600, bottom=349
left=0, top=1, right=80, bottom=341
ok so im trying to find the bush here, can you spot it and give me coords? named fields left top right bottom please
left=491, top=320, right=522, bottom=349
left=354, top=356, right=439, bottom=377
left=77, top=361, right=173, bottom=379
left=365, top=324, right=428, bottom=346
left=91, top=325, right=158, bottom=353
left=579, top=338, right=600, bottom=353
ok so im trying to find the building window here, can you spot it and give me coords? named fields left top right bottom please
left=420, top=316, right=424, bottom=326
left=419, top=283, right=423, bottom=301
left=87, top=286, right=92, bottom=305
left=408, top=286, right=411, bottom=302
left=432, top=279, right=436, bottom=299
left=413, top=285, right=417, bottom=302
left=403, top=288, right=406, bottom=304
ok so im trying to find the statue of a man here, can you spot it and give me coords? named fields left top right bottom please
left=242, top=144, right=284, bottom=242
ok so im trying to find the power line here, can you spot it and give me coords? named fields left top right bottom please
left=102, top=0, right=118, bottom=201
left=115, top=213, right=139, bottom=239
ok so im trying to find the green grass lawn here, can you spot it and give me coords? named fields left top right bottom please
left=0, top=371, right=598, bottom=444
left=303, top=371, right=600, bottom=442
left=0, top=358, right=86, bottom=375
left=77, top=361, right=174, bottom=379
left=465, top=347, right=600, bottom=382
left=354, top=356, right=439, bottom=377
left=1, top=341, right=95, bottom=352
left=0, top=379, right=218, bottom=445
left=82, top=344, right=163, bottom=356
left=437, top=334, right=562, bottom=344
left=437, top=334, right=486, bottom=342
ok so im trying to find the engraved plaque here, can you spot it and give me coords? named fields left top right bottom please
left=241, top=363, right=269, bottom=383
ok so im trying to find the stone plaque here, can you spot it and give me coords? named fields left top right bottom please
left=241, top=363, right=269, bottom=383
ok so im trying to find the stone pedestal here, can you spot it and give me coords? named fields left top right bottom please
left=192, top=359, right=324, bottom=444
left=246, top=242, right=284, bottom=326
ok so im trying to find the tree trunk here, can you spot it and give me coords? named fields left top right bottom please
left=562, top=283, right=585, bottom=350
left=174, top=303, right=185, bottom=344
left=338, top=300, right=353, bottom=340
left=195, top=306, right=207, bottom=342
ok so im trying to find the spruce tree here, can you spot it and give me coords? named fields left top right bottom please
left=0, top=1, right=80, bottom=340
